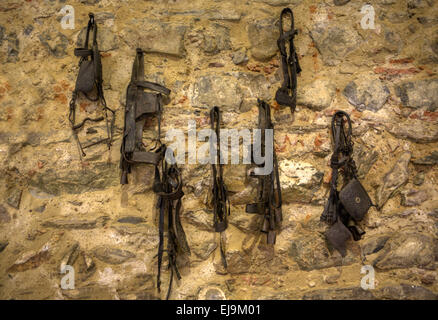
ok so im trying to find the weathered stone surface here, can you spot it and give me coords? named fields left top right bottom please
left=0, top=240, right=8, bottom=253
left=303, top=284, right=437, bottom=300
left=6, top=187, right=22, bottom=209
left=353, top=145, right=379, bottom=178
left=297, top=79, right=336, bottom=111
left=217, top=250, right=251, bottom=274
left=413, top=172, right=425, bottom=186
left=289, top=232, right=355, bottom=270
left=29, top=163, right=119, bottom=196
left=42, top=216, right=109, bottom=229
left=38, top=31, right=69, bottom=57
left=192, top=240, right=217, bottom=261
left=248, top=19, right=279, bottom=61
left=229, top=209, right=262, bottom=233
left=387, top=119, right=438, bottom=143
left=0, top=25, right=4, bottom=45
left=61, top=284, right=116, bottom=300
left=374, top=233, right=435, bottom=270
left=198, top=286, right=226, bottom=300
left=407, top=0, right=434, bottom=9
left=417, top=16, right=438, bottom=26
left=412, top=151, right=438, bottom=165
left=279, top=160, right=323, bottom=203
left=3, top=31, right=19, bottom=63
left=401, top=189, right=428, bottom=206
left=202, top=24, right=231, bottom=55
left=334, top=0, right=351, bottom=5
left=60, top=242, right=80, bottom=271
left=122, top=20, right=187, bottom=57
left=191, top=75, right=242, bottom=110
left=77, top=27, right=118, bottom=52
left=0, top=204, right=11, bottom=223
left=377, top=284, right=437, bottom=300
left=111, top=224, right=159, bottom=251
left=420, top=272, right=436, bottom=285
left=1, top=0, right=438, bottom=300
left=93, top=246, right=136, bottom=264
left=232, top=48, right=248, bottom=65
left=206, top=9, right=242, bottom=21
left=93, top=12, right=115, bottom=23
left=237, top=72, right=271, bottom=112
left=252, top=0, right=302, bottom=6
left=361, top=235, right=390, bottom=256
left=310, top=24, right=361, bottom=66
left=376, top=152, right=411, bottom=209
left=323, top=268, right=342, bottom=284
left=343, top=77, right=390, bottom=112
left=395, top=79, right=438, bottom=111
left=302, top=287, right=375, bottom=300
left=383, top=30, right=403, bottom=54
left=117, top=216, right=145, bottom=224
left=8, top=241, right=53, bottom=273
left=184, top=210, right=214, bottom=231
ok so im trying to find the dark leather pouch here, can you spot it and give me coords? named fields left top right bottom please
left=326, top=220, right=352, bottom=257
left=339, top=178, right=372, bottom=221
left=75, top=60, right=95, bottom=93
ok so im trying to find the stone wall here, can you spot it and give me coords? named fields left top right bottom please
left=0, top=0, right=437, bottom=300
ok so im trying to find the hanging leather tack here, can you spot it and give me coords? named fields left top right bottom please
left=120, top=49, right=189, bottom=299
left=155, top=147, right=190, bottom=300
left=246, top=100, right=283, bottom=245
left=120, top=48, right=170, bottom=185
left=275, top=8, right=301, bottom=113
left=209, top=106, right=230, bottom=269
left=69, top=13, right=115, bottom=159
left=321, top=111, right=375, bottom=256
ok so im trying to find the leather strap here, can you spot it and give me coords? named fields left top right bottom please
left=210, top=106, right=230, bottom=269
left=131, top=151, right=163, bottom=165
left=120, top=48, right=171, bottom=184
left=275, top=8, right=301, bottom=113
left=74, top=48, right=93, bottom=57
left=68, top=12, right=115, bottom=159
left=119, top=51, right=184, bottom=300
left=155, top=147, right=190, bottom=300
left=321, top=111, right=365, bottom=256
left=246, top=100, right=282, bottom=245
left=135, top=81, right=171, bottom=96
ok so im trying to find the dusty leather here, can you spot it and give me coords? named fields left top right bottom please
left=210, top=106, right=230, bottom=269
left=68, top=13, right=115, bottom=158
left=120, top=48, right=170, bottom=185
left=321, top=111, right=372, bottom=256
left=155, top=153, right=190, bottom=300
left=246, top=99, right=283, bottom=245
left=275, top=8, right=301, bottom=113
left=339, top=178, right=372, bottom=221
left=120, top=49, right=189, bottom=300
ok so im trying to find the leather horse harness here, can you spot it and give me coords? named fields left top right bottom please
left=69, top=13, right=115, bottom=158
left=209, top=106, right=230, bottom=269
left=246, top=100, right=283, bottom=245
left=275, top=8, right=301, bottom=113
left=320, top=111, right=374, bottom=256
left=120, top=48, right=190, bottom=299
